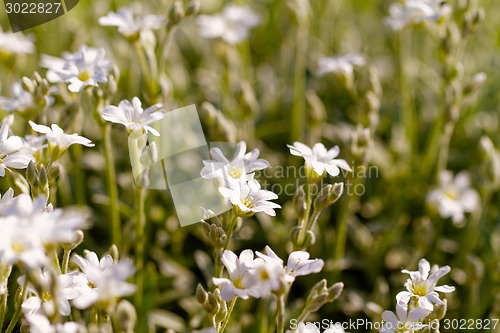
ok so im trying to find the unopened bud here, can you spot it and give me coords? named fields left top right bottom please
left=214, top=298, right=228, bottom=323
left=167, top=1, right=184, bottom=30
left=327, top=282, right=344, bottom=302
left=113, top=300, right=137, bottom=333
left=21, top=77, right=35, bottom=94
left=196, top=284, right=208, bottom=305
left=293, top=185, right=307, bottom=220
left=27, top=160, right=38, bottom=185
left=205, top=292, right=219, bottom=315
left=185, top=1, right=200, bottom=16
left=463, top=72, right=486, bottom=96
left=62, top=230, right=84, bottom=251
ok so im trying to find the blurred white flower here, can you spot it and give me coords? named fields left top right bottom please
left=99, top=7, right=166, bottom=40
left=197, top=5, right=261, bottom=44
left=21, top=270, right=78, bottom=318
left=324, top=324, right=345, bottom=333
left=26, top=314, right=83, bottom=333
left=380, top=303, right=429, bottom=333
left=0, top=192, right=89, bottom=268
left=212, top=249, right=259, bottom=301
left=317, top=54, right=365, bottom=77
left=219, top=178, right=281, bottom=217
left=29, top=121, right=94, bottom=159
left=0, top=81, right=34, bottom=113
left=288, top=142, right=352, bottom=182
left=0, top=116, right=35, bottom=176
left=385, top=0, right=451, bottom=31
left=102, top=97, right=166, bottom=136
left=396, top=258, right=455, bottom=311
left=201, top=141, right=270, bottom=184
left=0, top=28, right=35, bottom=54
left=427, top=170, right=479, bottom=226
left=41, top=44, right=112, bottom=92
left=70, top=251, right=136, bottom=309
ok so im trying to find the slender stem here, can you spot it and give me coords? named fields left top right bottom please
left=135, top=42, right=152, bottom=85
left=276, top=294, right=286, bottom=333
left=296, top=309, right=310, bottom=323
left=399, top=28, right=416, bottom=155
left=0, top=292, right=7, bottom=331
left=134, top=184, right=146, bottom=330
left=218, top=297, right=237, bottom=333
left=5, top=282, right=28, bottom=333
left=290, top=14, right=309, bottom=142
left=436, top=121, right=455, bottom=178
left=73, top=144, right=86, bottom=206
left=103, top=124, right=121, bottom=250
left=62, top=249, right=71, bottom=274
left=159, top=27, right=177, bottom=76
left=52, top=249, right=62, bottom=275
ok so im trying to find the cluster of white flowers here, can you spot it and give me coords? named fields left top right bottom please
left=288, top=142, right=352, bottom=183
left=379, top=258, right=455, bottom=332
left=0, top=190, right=88, bottom=268
left=21, top=251, right=136, bottom=332
left=385, top=0, right=452, bottom=31
left=197, top=4, right=261, bottom=44
left=201, top=141, right=280, bottom=217
left=41, top=44, right=112, bottom=92
left=427, top=170, right=479, bottom=226
left=213, top=246, right=323, bottom=302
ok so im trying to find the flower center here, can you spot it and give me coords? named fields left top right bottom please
left=260, top=269, right=270, bottom=281
left=411, top=281, right=428, bottom=296
left=444, top=189, right=458, bottom=200
left=229, top=166, right=243, bottom=179
left=41, top=291, right=52, bottom=302
left=242, top=197, right=256, bottom=209
left=11, top=243, right=24, bottom=253
left=233, top=277, right=244, bottom=289
left=88, top=281, right=97, bottom=289
left=78, top=71, right=91, bottom=82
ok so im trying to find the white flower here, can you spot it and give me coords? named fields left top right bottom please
left=288, top=142, right=352, bottom=181
left=0, top=81, right=34, bottom=113
left=385, top=0, right=451, bottom=31
left=29, top=121, right=94, bottom=159
left=99, top=7, right=166, bottom=39
left=317, top=54, right=366, bottom=77
left=380, top=303, right=430, bottom=333
left=197, top=5, right=261, bottom=44
left=201, top=141, right=270, bottom=184
left=396, top=258, right=455, bottom=311
left=246, top=256, right=284, bottom=299
left=219, top=178, right=281, bottom=217
left=102, top=97, right=166, bottom=136
left=0, top=28, right=35, bottom=54
left=427, top=170, right=479, bottom=226
left=26, top=314, right=83, bottom=333
left=20, top=270, right=78, bottom=318
left=41, top=44, right=112, bottom=92
left=70, top=251, right=136, bottom=309
left=212, top=249, right=259, bottom=301
left=324, top=324, right=345, bottom=333
left=0, top=116, right=35, bottom=176
left=256, top=246, right=324, bottom=284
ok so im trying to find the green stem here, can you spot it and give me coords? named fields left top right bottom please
left=134, top=184, right=146, bottom=330
left=5, top=282, right=28, bottom=333
left=290, top=14, right=309, bottom=142
left=52, top=249, right=62, bottom=275
left=62, top=249, right=71, bottom=274
left=296, top=182, right=313, bottom=250
left=218, top=297, right=237, bottom=333
left=73, top=144, right=85, bottom=206
left=0, top=292, right=7, bottom=331
left=135, top=42, right=152, bottom=87
left=399, top=28, right=416, bottom=155
left=276, top=294, right=286, bottom=333
left=103, top=124, right=121, bottom=250
left=436, top=121, right=455, bottom=178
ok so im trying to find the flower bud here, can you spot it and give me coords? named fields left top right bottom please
left=196, top=284, right=208, bottom=305
left=293, top=185, right=307, bottom=220
left=214, top=298, right=228, bottom=323
left=26, top=160, right=38, bottom=186
left=113, top=300, right=137, bottom=333
left=21, top=76, right=35, bottom=94
left=463, top=72, right=486, bottom=97
left=205, top=292, right=219, bottom=315
left=313, top=183, right=344, bottom=211
left=167, top=1, right=185, bottom=30
left=62, top=230, right=84, bottom=251
left=185, top=1, right=200, bottom=16
left=327, top=282, right=344, bottom=302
